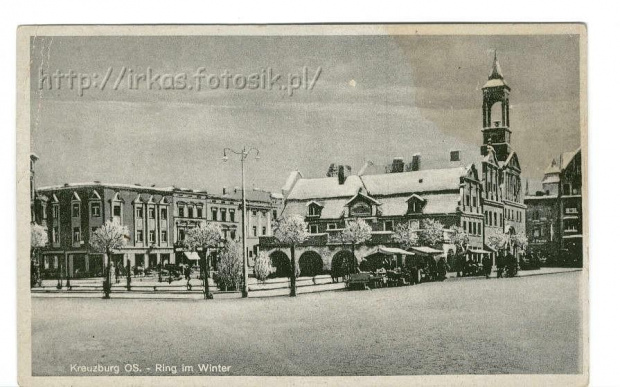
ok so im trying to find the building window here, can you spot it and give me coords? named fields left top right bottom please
left=465, top=195, right=470, bottom=207
left=178, top=229, right=185, bottom=241
left=308, top=204, right=321, bottom=217
left=262, top=226, right=267, bottom=236
left=149, top=230, right=156, bottom=244
left=221, top=209, right=227, bottom=222
left=161, top=208, right=168, bottom=220
left=113, top=205, right=121, bottom=217
left=148, top=207, right=155, bottom=219
left=230, top=210, right=235, bottom=222
left=188, top=206, right=194, bottom=218
left=309, top=224, right=318, bottom=234
left=468, top=222, right=473, bottom=234
left=384, top=220, right=394, bottom=232
left=472, top=196, right=477, bottom=208
left=197, top=207, right=203, bottom=218
left=90, top=202, right=101, bottom=217
left=136, top=207, right=143, bottom=218
left=52, top=226, right=58, bottom=243
left=493, top=212, right=498, bottom=227
left=409, top=220, right=420, bottom=230
left=327, top=223, right=337, bottom=230
left=73, top=227, right=81, bottom=243
left=161, top=231, right=168, bottom=243
left=272, top=210, right=278, bottom=220
left=52, top=205, right=59, bottom=219
left=136, top=230, right=143, bottom=242
left=566, top=207, right=578, bottom=214
left=231, top=230, right=236, bottom=240
left=178, top=205, right=185, bottom=217
left=252, top=226, right=257, bottom=236
left=252, top=210, right=257, bottom=216
left=499, top=214, right=503, bottom=227
left=72, top=203, right=80, bottom=218
left=212, top=208, right=218, bottom=220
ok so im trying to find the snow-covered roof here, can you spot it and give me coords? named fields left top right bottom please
left=361, top=167, right=466, bottom=196
left=379, top=193, right=461, bottom=216
left=38, top=182, right=175, bottom=194
left=286, top=175, right=363, bottom=200
left=561, top=149, right=580, bottom=170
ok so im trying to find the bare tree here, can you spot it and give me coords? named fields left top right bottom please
left=253, top=251, right=274, bottom=284
left=341, top=218, right=372, bottom=273
left=217, top=240, right=244, bottom=291
left=486, top=228, right=510, bottom=252
left=90, top=220, right=130, bottom=299
left=273, top=215, right=309, bottom=297
left=391, top=223, right=419, bottom=250
left=449, top=225, right=469, bottom=255
left=418, top=219, right=445, bottom=248
left=184, top=222, right=222, bottom=299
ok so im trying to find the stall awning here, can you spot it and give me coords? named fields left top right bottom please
left=468, top=249, right=491, bottom=254
left=184, top=252, right=200, bottom=261
left=363, top=247, right=416, bottom=258
left=409, top=246, right=443, bottom=255
left=377, top=247, right=416, bottom=256
left=562, top=234, right=583, bottom=239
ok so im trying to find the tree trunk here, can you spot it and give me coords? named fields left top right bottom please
left=351, top=243, right=358, bottom=273
left=126, top=259, right=131, bottom=291
left=290, top=245, right=297, bottom=297
left=204, top=248, right=211, bottom=299
left=103, top=248, right=111, bottom=299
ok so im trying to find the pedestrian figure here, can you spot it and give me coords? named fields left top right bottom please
left=482, top=255, right=492, bottom=279
left=496, top=252, right=505, bottom=278
left=437, top=257, right=448, bottom=281
left=114, top=263, right=120, bottom=284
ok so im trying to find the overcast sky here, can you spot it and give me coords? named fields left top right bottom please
left=30, top=34, right=581, bottom=193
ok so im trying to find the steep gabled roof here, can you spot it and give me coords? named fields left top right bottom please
left=345, top=192, right=381, bottom=206
left=561, top=149, right=580, bottom=170
left=360, top=167, right=467, bottom=196
left=286, top=175, right=363, bottom=200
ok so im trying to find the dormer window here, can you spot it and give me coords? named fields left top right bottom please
left=406, top=193, right=426, bottom=214
left=307, top=201, right=323, bottom=217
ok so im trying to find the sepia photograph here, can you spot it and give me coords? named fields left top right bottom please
left=17, top=24, right=587, bottom=386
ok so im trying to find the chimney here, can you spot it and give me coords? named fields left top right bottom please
left=234, top=186, right=240, bottom=193
left=450, top=150, right=460, bottom=162
left=93, top=180, right=101, bottom=184
left=410, top=154, right=421, bottom=171
left=222, top=187, right=227, bottom=195
left=391, top=157, right=404, bottom=173
left=338, top=165, right=346, bottom=185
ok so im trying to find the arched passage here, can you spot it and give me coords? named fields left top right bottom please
left=331, top=250, right=355, bottom=277
left=298, top=251, right=324, bottom=277
left=269, top=250, right=291, bottom=278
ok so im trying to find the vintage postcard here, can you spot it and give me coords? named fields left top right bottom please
left=17, top=24, right=587, bottom=386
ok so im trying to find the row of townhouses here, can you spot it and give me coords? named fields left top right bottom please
left=525, top=148, right=583, bottom=265
left=259, top=55, right=529, bottom=276
left=30, top=173, right=282, bottom=278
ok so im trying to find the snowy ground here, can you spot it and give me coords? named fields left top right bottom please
left=31, top=271, right=583, bottom=376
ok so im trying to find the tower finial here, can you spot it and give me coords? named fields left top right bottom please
left=489, top=50, right=504, bottom=80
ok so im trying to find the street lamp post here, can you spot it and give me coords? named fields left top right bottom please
left=223, top=146, right=260, bottom=298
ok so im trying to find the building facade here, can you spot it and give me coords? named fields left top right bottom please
left=35, top=183, right=175, bottom=278
left=525, top=149, right=583, bottom=266
left=259, top=53, right=527, bottom=276
left=34, top=182, right=280, bottom=278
